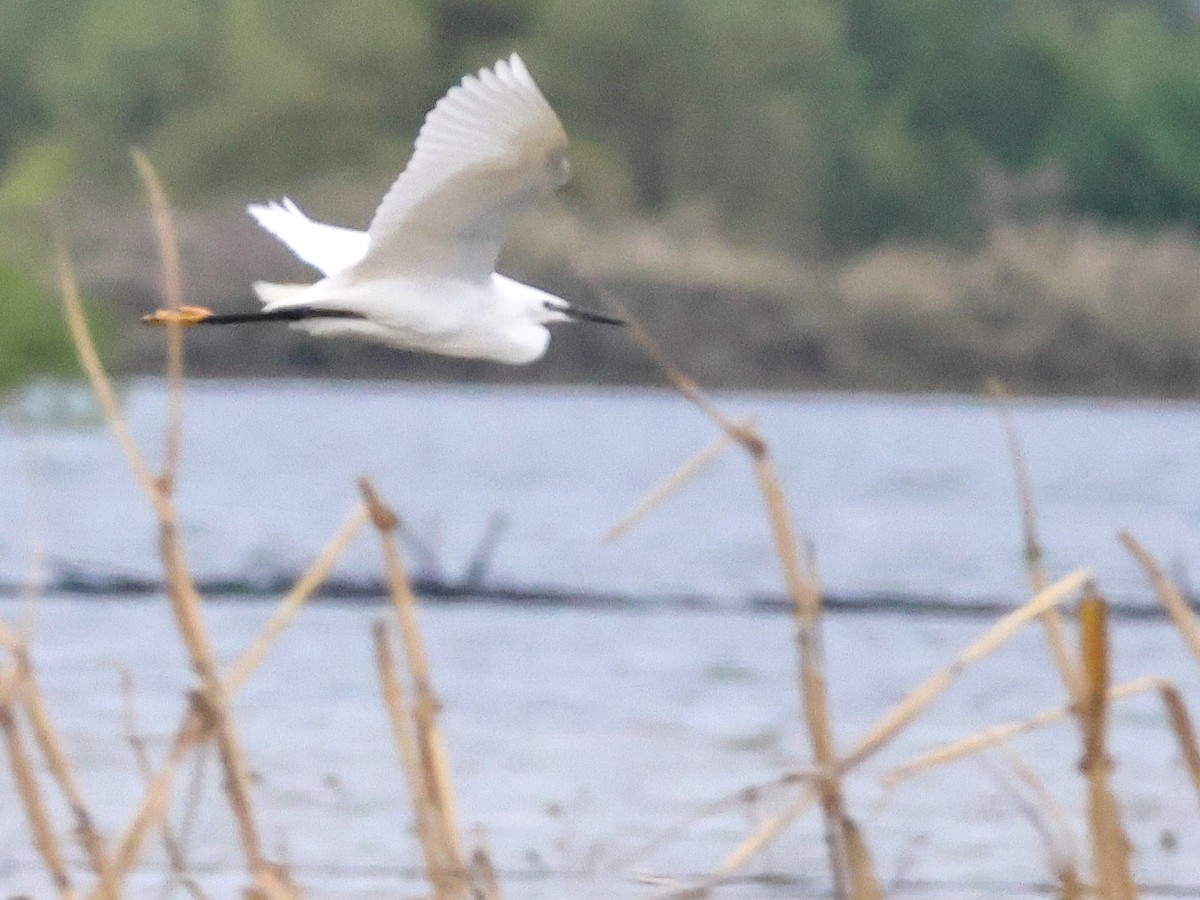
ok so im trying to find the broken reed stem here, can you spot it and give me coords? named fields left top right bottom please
left=1121, top=531, right=1200, bottom=800
left=13, top=643, right=113, bottom=885
left=604, top=420, right=748, bottom=543
left=1119, top=530, right=1200, bottom=664
left=359, top=477, right=465, bottom=889
left=753, top=454, right=874, bottom=898
left=1078, top=593, right=1136, bottom=900
left=988, top=379, right=1083, bottom=702
left=881, top=674, right=1165, bottom=788
left=1156, top=684, right=1200, bottom=804
left=91, top=504, right=365, bottom=898
left=597, top=288, right=883, bottom=896
left=705, top=569, right=1090, bottom=885
left=1, top=675, right=75, bottom=899
left=591, top=285, right=885, bottom=895
left=374, top=621, right=457, bottom=899
left=843, top=568, right=1091, bottom=773
left=130, top=149, right=186, bottom=488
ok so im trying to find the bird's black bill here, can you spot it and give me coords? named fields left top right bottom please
left=142, top=306, right=365, bottom=327
left=562, top=304, right=625, bottom=326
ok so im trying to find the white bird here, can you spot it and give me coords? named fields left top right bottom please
left=144, top=53, right=622, bottom=363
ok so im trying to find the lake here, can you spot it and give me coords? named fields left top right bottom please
left=1, top=381, right=1198, bottom=897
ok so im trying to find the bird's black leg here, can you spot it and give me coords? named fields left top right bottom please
left=143, top=306, right=365, bottom=326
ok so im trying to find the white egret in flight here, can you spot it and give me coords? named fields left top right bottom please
left=144, top=53, right=623, bottom=363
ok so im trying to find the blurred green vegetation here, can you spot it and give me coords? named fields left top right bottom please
left=5, top=0, right=1200, bottom=393
left=0, top=263, right=107, bottom=395
left=0, top=127, right=108, bottom=396
left=4, top=0, right=1200, bottom=246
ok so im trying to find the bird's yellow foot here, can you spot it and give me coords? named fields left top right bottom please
left=142, top=305, right=214, bottom=326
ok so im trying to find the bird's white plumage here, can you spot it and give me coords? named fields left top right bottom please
left=358, top=53, right=569, bottom=280
left=245, top=54, right=591, bottom=365
left=247, top=198, right=367, bottom=276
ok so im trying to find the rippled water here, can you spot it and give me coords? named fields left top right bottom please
left=3, top=380, right=1199, bottom=602
left=1, top=382, right=1199, bottom=896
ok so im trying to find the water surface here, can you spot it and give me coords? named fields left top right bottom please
left=1, top=382, right=1198, bottom=896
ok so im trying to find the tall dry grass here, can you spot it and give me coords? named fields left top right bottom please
left=597, top=280, right=1198, bottom=898
left=3, top=155, right=1199, bottom=899
left=1, top=153, right=495, bottom=899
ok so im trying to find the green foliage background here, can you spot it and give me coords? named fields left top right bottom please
left=5, top=0, right=1200, bottom=246
left=5, top=0, right=1200, bottom=391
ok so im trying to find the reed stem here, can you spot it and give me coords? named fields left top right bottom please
left=359, top=477, right=465, bottom=895
left=1078, top=592, right=1137, bottom=900
left=1, top=672, right=75, bottom=899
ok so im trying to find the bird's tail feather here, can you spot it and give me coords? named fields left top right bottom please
left=253, top=280, right=311, bottom=309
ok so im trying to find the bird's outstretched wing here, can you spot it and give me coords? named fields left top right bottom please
left=353, top=53, right=570, bottom=282
left=247, top=198, right=369, bottom=277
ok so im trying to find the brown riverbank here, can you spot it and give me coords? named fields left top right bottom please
left=69, top=196, right=1200, bottom=397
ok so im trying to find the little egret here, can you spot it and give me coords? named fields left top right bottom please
left=144, top=53, right=623, bottom=363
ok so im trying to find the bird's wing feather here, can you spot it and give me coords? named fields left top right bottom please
left=354, top=54, right=569, bottom=282
left=248, top=198, right=369, bottom=277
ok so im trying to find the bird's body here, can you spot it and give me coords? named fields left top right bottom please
left=145, top=53, right=622, bottom=361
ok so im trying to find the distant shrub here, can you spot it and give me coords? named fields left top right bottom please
left=6, top=0, right=1200, bottom=249
left=0, top=263, right=97, bottom=393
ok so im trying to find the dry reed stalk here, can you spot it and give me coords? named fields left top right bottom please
left=465, top=826, right=503, bottom=900
left=225, top=503, right=370, bottom=689
left=91, top=504, right=365, bottom=897
left=98, top=709, right=207, bottom=896
left=1155, top=684, right=1200, bottom=804
left=702, top=571, right=1088, bottom=886
left=130, top=148, right=185, bottom=487
left=1118, top=530, right=1200, bottom=664
left=135, top=153, right=277, bottom=891
left=604, top=420, right=748, bottom=543
left=755, top=449, right=863, bottom=897
left=57, top=246, right=158, bottom=501
left=841, top=568, right=1090, bottom=773
left=704, top=788, right=818, bottom=887
left=173, top=743, right=211, bottom=885
left=62, top=212, right=292, bottom=895
left=12, top=640, right=113, bottom=885
left=156, top=467, right=276, bottom=892
left=1077, top=593, right=1136, bottom=900
left=359, top=477, right=465, bottom=886
left=880, top=674, right=1165, bottom=789
left=1, top=671, right=75, bottom=898
left=987, top=380, right=1083, bottom=701
left=984, top=748, right=1083, bottom=900
left=614, top=771, right=818, bottom=871
left=593, top=288, right=878, bottom=897
left=373, top=621, right=458, bottom=899
left=113, top=665, right=208, bottom=900
left=996, top=743, right=1081, bottom=886
left=0, top=616, right=20, bottom=653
